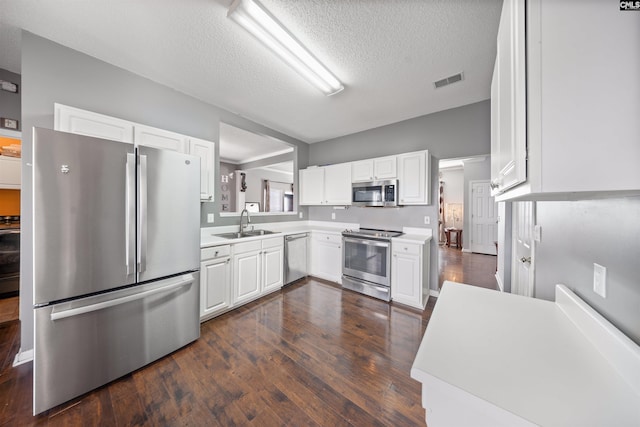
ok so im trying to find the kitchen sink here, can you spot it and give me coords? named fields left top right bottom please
left=214, top=229, right=279, bottom=239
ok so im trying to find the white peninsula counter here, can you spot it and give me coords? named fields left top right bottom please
left=411, top=281, right=640, bottom=427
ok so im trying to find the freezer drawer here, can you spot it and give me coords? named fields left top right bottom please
left=33, top=273, right=200, bottom=414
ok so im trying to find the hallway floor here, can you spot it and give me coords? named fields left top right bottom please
left=438, top=245, right=497, bottom=291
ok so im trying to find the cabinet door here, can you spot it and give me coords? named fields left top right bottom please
left=188, top=137, right=215, bottom=201
left=200, top=257, right=231, bottom=319
left=311, top=238, right=342, bottom=283
left=55, top=103, right=134, bottom=143
left=398, top=151, right=430, bottom=205
left=323, top=163, right=352, bottom=205
left=0, top=157, right=21, bottom=189
left=491, top=0, right=526, bottom=195
left=262, top=246, right=283, bottom=293
left=391, top=251, right=421, bottom=308
left=134, top=124, right=186, bottom=152
left=299, top=168, right=325, bottom=205
left=233, top=250, right=261, bottom=304
left=373, top=156, right=397, bottom=180
left=351, top=160, right=374, bottom=182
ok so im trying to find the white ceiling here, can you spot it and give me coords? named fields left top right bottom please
left=219, top=122, right=293, bottom=164
left=0, top=0, right=502, bottom=144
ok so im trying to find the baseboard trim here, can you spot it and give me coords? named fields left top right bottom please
left=429, top=289, right=440, bottom=298
left=13, top=348, right=34, bottom=367
left=462, top=248, right=472, bottom=253
left=495, top=273, right=504, bottom=292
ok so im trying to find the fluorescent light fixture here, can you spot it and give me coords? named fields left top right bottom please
left=228, top=0, right=344, bottom=96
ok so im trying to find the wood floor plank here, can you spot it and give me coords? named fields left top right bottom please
left=0, top=247, right=498, bottom=426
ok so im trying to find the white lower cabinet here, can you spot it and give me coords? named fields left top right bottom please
left=201, top=236, right=283, bottom=322
left=310, top=232, right=342, bottom=283
left=200, top=245, right=232, bottom=321
left=391, top=240, right=430, bottom=310
left=232, top=237, right=284, bottom=306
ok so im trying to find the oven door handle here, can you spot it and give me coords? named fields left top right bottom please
left=343, top=237, right=390, bottom=248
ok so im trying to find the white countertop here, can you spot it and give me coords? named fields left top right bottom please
left=200, top=220, right=354, bottom=248
left=411, top=282, right=640, bottom=426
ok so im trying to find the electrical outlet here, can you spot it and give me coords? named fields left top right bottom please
left=207, top=213, right=214, bottom=223
left=331, top=212, right=336, bottom=220
left=593, top=263, right=607, bottom=298
left=424, top=216, right=430, bottom=225
left=299, top=212, right=303, bottom=219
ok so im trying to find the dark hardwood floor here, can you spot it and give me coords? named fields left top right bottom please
left=0, top=252, right=497, bottom=426
left=439, top=245, right=498, bottom=291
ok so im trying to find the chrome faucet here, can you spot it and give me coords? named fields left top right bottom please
left=240, top=208, right=251, bottom=233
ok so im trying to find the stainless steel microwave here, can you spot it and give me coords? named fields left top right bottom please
left=352, top=180, right=398, bottom=207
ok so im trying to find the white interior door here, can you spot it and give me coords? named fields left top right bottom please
left=511, top=201, right=535, bottom=297
left=470, top=181, right=498, bottom=255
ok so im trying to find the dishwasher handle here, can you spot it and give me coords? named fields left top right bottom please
left=286, top=233, right=309, bottom=241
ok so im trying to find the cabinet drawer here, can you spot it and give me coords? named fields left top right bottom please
left=393, top=243, right=420, bottom=255
left=201, top=245, right=231, bottom=260
left=261, top=236, right=283, bottom=249
left=312, top=232, right=341, bottom=245
left=233, top=240, right=262, bottom=255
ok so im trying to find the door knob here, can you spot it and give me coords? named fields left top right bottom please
left=490, top=181, right=499, bottom=190
left=520, top=257, right=531, bottom=263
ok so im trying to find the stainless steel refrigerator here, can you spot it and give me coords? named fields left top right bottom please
left=32, top=128, right=201, bottom=414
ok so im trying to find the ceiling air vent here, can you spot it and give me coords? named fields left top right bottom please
left=433, top=72, right=464, bottom=89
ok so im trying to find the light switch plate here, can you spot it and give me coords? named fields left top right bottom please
left=424, top=216, right=430, bottom=225
left=593, top=263, right=607, bottom=298
left=299, top=212, right=303, bottom=219
left=331, top=212, right=336, bottom=220
left=207, top=213, right=214, bottom=223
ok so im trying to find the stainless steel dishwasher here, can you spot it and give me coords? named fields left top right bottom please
left=284, top=233, right=309, bottom=285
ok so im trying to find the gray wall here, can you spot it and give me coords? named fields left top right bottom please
left=19, top=31, right=307, bottom=353
left=0, top=68, right=21, bottom=130
left=534, top=197, right=640, bottom=345
left=309, top=100, right=490, bottom=165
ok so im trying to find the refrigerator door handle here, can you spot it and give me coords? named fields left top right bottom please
left=50, top=274, right=196, bottom=321
left=138, top=154, right=148, bottom=274
left=125, top=153, right=136, bottom=276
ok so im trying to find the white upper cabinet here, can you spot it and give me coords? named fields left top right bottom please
left=352, top=156, right=397, bottom=182
left=134, top=125, right=186, bottom=152
left=491, top=0, right=640, bottom=200
left=490, top=0, right=526, bottom=196
left=299, top=167, right=325, bottom=205
left=323, top=163, right=352, bottom=205
left=188, top=137, right=215, bottom=201
left=55, top=103, right=134, bottom=143
left=398, top=150, right=430, bottom=205
left=299, top=163, right=352, bottom=206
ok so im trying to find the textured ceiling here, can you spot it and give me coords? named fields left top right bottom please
left=0, top=0, right=502, bottom=143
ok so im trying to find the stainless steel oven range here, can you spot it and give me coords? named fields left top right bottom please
left=341, top=228, right=403, bottom=302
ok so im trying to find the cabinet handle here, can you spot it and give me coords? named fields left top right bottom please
left=214, top=251, right=219, bottom=256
